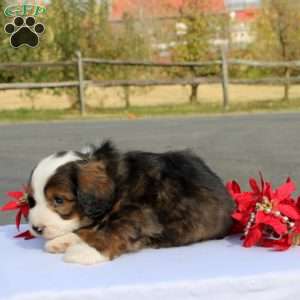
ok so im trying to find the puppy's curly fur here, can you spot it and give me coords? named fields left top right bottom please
left=28, top=141, right=235, bottom=263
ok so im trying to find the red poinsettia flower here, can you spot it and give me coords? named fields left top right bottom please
left=243, top=224, right=263, bottom=248
left=227, top=180, right=258, bottom=234
left=227, top=174, right=300, bottom=250
left=0, top=187, right=35, bottom=240
left=290, top=196, right=300, bottom=245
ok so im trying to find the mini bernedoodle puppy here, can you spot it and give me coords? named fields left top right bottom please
left=27, top=141, right=235, bottom=265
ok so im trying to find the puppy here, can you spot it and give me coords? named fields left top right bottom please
left=27, top=141, right=235, bottom=265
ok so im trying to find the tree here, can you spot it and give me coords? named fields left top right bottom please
left=256, top=0, right=300, bottom=61
left=170, top=0, right=227, bottom=103
left=0, top=1, right=150, bottom=80
left=254, top=0, right=300, bottom=100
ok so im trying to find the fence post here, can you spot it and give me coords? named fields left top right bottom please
left=189, top=67, right=198, bottom=104
left=76, top=51, right=86, bottom=115
left=283, top=67, right=291, bottom=102
left=124, top=86, right=131, bottom=109
left=220, top=43, right=229, bottom=111
left=190, top=84, right=199, bottom=104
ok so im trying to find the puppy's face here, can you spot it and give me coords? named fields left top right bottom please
left=27, top=152, right=114, bottom=240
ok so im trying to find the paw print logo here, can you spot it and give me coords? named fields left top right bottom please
left=4, top=16, right=45, bottom=48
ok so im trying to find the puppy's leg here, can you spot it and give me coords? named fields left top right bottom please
left=72, top=208, right=162, bottom=262
left=64, top=243, right=109, bottom=265
left=45, top=232, right=81, bottom=254
left=46, top=233, right=108, bottom=265
left=62, top=208, right=161, bottom=265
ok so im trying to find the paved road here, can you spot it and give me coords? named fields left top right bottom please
left=1, top=112, right=300, bottom=225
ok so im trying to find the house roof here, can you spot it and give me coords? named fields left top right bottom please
left=234, top=7, right=259, bottom=22
left=111, top=0, right=226, bottom=20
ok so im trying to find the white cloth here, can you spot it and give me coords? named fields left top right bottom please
left=1, top=225, right=300, bottom=300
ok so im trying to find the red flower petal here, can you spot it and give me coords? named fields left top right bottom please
left=226, top=181, right=241, bottom=196
left=260, top=237, right=291, bottom=251
left=272, top=236, right=292, bottom=251
left=6, top=191, right=24, bottom=199
left=256, top=212, right=288, bottom=235
left=228, top=173, right=300, bottom=250
left=264, top=182, right=273, bottom=201
left=20, top=205, right=29, bottom=218
left=243, top=226, right=262, bottom=248
left=14, top=230, right=35, bottom=240
left=277, top=204, right=300, bottom=220
left=249, top=178, right=260, bottom=194
left=0, top=201, right=19, bottom=211
left=259, top=239, right=276, bottom=248
left=232, top=211, right=244, bottom=221
left=254, top=211, right=266, bottom=224
left=274, top=181, right=296, bottom=202
left=15, top=210, right=22, bottom=231
left=268, top=218, right=288, bottom=236
left=235, top=193, right=255, bottom=211
left=1, top=188, right=30, bottom=234
left=230, top=222, right=244, bottom=234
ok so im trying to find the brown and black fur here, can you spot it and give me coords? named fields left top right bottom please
left=43, top=141, right=235, bottom=259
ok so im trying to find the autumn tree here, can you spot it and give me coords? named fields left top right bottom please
left=254, top=0, right=300, bottom=100
left=0, top=1, right=150, bottom=81
left=170, top=0, right=228, bottom=103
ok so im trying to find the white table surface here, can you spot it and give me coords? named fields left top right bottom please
left=1, top=225, right=300, bottom=300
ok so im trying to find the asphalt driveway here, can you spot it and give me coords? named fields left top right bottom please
left=1, top=112, right=300, bottom=225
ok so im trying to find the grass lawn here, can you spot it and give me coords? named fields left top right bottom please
left=1, top=98, right=300, bottom=123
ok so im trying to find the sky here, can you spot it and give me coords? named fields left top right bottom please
left=225, top=0, right=260, bottom=5
left=225, top=0, right=260, bottom=10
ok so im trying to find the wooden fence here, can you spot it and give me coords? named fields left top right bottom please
left=1, top=50, right=300, bottom=115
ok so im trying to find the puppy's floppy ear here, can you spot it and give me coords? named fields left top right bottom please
left=76, top=161, right=115, bottom=220
left=92, top=140, right=120, bottom=178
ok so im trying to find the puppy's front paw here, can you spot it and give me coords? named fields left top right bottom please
left=45, top=233, right=81, bottom=254
left=63, top=243, right=108, bottom=265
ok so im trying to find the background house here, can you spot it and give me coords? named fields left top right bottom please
left=110, top=0, right=227, bottom=21
left=109, top=0, right=260, bottom=53
left=230, top=7, right=258, bottom=46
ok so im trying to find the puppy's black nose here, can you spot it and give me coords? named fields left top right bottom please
left=32, top=225, right=44, bottom=235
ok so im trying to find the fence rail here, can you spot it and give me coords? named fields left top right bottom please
left=2, top=58, right=300, bottom=70
left=82, top=58, right=222, bottom=68
left=1, top=51, right=299, bottom=114
left=0, top=61, right=75, bottom=69
left=0, top=81, right=79, bottom=90
left=228, top=59, right=300, bottom=68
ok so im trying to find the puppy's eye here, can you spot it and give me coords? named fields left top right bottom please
left=53, top=196, right=64, bottom=205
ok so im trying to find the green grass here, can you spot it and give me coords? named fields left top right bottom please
left=0, top=108, right=69, bottom=122
left=1, top=99, right=300, bottom=123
